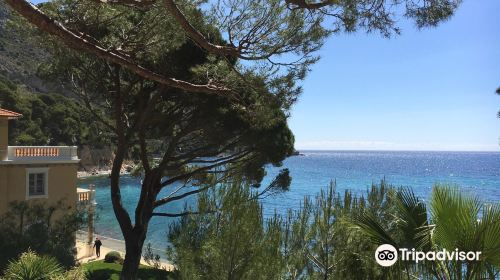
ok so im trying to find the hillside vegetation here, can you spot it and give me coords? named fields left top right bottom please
left=0, top=2, right=110, bottom=148
left=0, top=74, right=110, bottom=147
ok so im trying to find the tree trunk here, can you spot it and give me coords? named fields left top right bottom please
left=119, top=170, right=159, bottom=279
left=108, top=80, right=160, bottom=279
left=120, top=229, right=148, bottom=280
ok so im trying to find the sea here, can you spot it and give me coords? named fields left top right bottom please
left=77, top=150, right=500, bottom=255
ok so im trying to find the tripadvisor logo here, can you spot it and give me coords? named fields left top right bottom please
left=375, top=244, right=398, bottom=267
left=375, top=244, right=482, bottom=267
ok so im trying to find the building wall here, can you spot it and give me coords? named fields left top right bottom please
left=0, top=167, right=7, bottom=214
left=0, top=163, right=78, bottom=216
left=0, top=119, right=8, bottom=160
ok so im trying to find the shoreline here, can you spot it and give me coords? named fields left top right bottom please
left=77, top=170, right=111, bottom=179
left=76, top=231, right=173, bottom=270
left=77, top=170, right=131, bottom=179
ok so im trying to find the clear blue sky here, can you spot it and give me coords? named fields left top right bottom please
left=32, top=0, right=500, bottom=151
left=289, top=0, right=500, bottom=151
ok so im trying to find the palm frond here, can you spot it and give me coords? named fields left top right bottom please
left=351, top=210, right=397, bottom=246
left=394, top=187, right=431, bottom=250
left=430, top=185, right=481, bottom=250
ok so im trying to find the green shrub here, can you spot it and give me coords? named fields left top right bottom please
left=0, top=201, right=84, bottom=271
left=104, top=251, right=122, bottom=264
left=3, top=250, right=64, bottom=280
left=143, top=243, right=161, bottom=269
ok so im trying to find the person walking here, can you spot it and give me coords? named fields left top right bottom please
left=93, top=237, right=102, bottom=258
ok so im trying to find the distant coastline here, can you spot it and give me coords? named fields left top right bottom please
left=77, top=170, right=112, bottom=179
left=77, top=170, right=131, bottom=179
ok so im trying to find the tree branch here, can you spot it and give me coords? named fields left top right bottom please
left=138, top=131, right=151, bottom=173
left=134, top=90, right=162, bottom=173
left=154, top=185, right=213, bottom=208
left=154, top=170, right=235, bottom=209
left=109, top=68, right=134, bottom=235
left=163, top=0, right=239, bottom=57
left=167, top=136, right=245, bottom=169
left=72, top=82, right=117, bottom=133
left=92, top=0, right=156, bottom=6
left=5, top=0, right=236, bottom=98
left=159, top=150, right=251, bottom=188
left=285, top=0, right=338, bottom=9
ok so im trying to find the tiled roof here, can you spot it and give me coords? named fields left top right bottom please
left=0, top=108, right=22, bottom=119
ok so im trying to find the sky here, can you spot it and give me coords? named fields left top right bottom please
left=288, top=0, right=500, bottom=151
left=31, top=0, right=500, bottom=151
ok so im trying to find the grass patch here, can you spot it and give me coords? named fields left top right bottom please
left=82, top=261, right=176, bottom=280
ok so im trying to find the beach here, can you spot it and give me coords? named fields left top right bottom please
left=76, top=231, right=174, bottom=271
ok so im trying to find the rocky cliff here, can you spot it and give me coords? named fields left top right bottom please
left=78, top=146, right=115, bottom=172
left=0, top=1, right=59, bottom=93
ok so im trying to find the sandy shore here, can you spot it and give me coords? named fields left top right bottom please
left=76, top=231, right=173, bottom=271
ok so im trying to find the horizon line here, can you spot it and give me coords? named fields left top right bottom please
left=295, top=149, right=500, bottom=153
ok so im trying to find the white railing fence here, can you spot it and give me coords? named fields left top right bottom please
left=6, top=146, right=78, bottom=161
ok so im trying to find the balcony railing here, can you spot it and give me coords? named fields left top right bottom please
left=77, top=188, right=95, bottom=205
left=6, top=146, right=78, bottom=162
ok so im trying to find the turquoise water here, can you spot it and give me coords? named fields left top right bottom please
left=78, top=150, right=500, bottom=252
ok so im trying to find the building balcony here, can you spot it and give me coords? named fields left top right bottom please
left=77, top=187, right=95, bottom=205
left=1, top=146, right=79, bottom=164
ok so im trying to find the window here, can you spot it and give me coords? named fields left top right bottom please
left=26, top=168, right=49, bottom=199
left=29, top=173, right=45, bottom=196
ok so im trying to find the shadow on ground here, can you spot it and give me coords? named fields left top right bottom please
left=84, top=261, right=178, bottom=280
